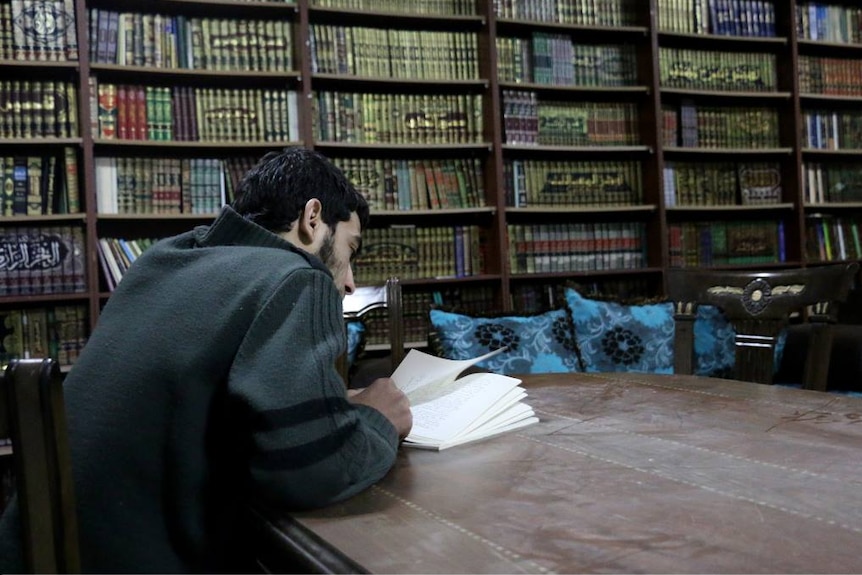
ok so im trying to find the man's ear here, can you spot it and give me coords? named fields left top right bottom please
left=297, top=198, right=324, bottom=245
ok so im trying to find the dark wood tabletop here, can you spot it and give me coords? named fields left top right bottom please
left=259, top=372, right=862, bottom=574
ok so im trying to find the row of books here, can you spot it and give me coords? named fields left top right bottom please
left=354, top=225, right=485, bottom=284
left=806, top=214, right=862, bottom=262
left=331, top=157, right=485, bottom=212
left=659, top=48, right=777, bottom=92
left=493, top=0, right=638, bottom=27
left=310, top=25, right=479, bottom=80
left=97, top=237, right=155, bottom=291
left=0, top=0, right=78, bottom=61
left=663, top=104, right=780, bottom=149
left=313, top=91, right=483, bottom=144
left=663, top=162, right=782, bottom=207
left=802, top=162, right=862, bottom=204
left=507, top=222, right=647, bottom=274
left=94, top=156, right=246, bottom=215
left=657, top=0, right=777, bottom=37
left=1, top=149, right=80, bottom=216
left=311, top=0, right=474, bottom=16
left=796, top=3, right=862, bottom=44
left=0, top=80, right=78, bottom=139
left=0, top=305, right=88, bottom=368
left=495, top=35, right=638, bottom=87
left=93, top=79, right=300, bottom=143
left=88, top=9, right=294, bottom=72
left=798, top=56, right=862, bottom=96
left=502, top=91, right=639, bottom=146
left=668, top=220, right=785, bottom=267
left=802, top=110, right=862, bottom=150
left=0, top=225, right=86, bottom=296
left=504, top=159, right=643, bottom=207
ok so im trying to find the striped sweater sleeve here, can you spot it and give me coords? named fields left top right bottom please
left=229, top=267, right=399, bottom=510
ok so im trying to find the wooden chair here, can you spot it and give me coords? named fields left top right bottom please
left=336, top=276, right=404, bottom=383
left=0, top=358, right=80, bottom=573
left=667, top=263, right=859, bottom=391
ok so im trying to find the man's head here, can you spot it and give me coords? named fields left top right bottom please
left=231, top=148, right=370, bottom=296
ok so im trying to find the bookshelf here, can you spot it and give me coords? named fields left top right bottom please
left=2, top=0, right=862, bottom=367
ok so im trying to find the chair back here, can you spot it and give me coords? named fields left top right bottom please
left=667, top=263, right=859, bottom=390
left=0, top=358, right=80, bottom=573
left=337, top=277, right=404, bottom=382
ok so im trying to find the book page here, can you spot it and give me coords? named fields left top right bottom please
left=404, top=372, right=523, bottom=443
left=391, top=347, right=507, bottom=399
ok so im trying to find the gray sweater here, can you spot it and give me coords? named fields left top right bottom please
left=0, top=206, right=399, bottom=573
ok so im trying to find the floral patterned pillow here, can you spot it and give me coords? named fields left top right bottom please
left=563, top=288, right=786, bottom=376
left=428, top=308, right=582, bottom=375
left=564, top=288, right=676, bottom=373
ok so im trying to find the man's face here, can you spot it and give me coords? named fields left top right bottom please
left=316, top=212, right=361, bottom=298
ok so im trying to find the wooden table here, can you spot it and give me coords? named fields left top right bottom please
left=254, top=372, right=862, bottom=574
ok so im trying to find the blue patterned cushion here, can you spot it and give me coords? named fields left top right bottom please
left=564, top=288, right=786, bottom=376
left=345, top=320, right=365, bottom=367
left=428, top=308, right=582, bottom=375
left=564, top=288, right=675, bottom=373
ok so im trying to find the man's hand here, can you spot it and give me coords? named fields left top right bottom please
left=348, top=378, right=413, bottom=439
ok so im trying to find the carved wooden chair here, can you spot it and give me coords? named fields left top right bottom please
left=336, top=276, right=404, bottom=383
left=1, top=358, right=80, bottom=573
left=666, top=263, right=859, bottom=391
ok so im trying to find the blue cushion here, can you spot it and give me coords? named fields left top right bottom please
left=346, top=320, right=365, bottom=367
left=563, top=288, right=786, bottom=376
left=564, top=288, right=675, bottom=373
left=429, top=308, right=582, bottom=375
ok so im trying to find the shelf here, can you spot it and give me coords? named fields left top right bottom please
left=800, top=93, right=862, bottom=103
left=96, top=213, right=219, bottom=220
left=495, top=18, right=648, bottom=39
left=657, top=31, right=788, bottom=53
left=509, top=267, right=664, bottom=281
left=371, top=207, right=496, bottom=217
left=92, top=139, right=301, bottom=149
left=501, top=144, right=652, bottom=155
left=90, top=64, right=302, bottom=82
left=506, top=205, right=657, bottom=214
left=666, top=203, right=795, bottom=212
left=0, top=59, right=79, bottom=69
left=0, top=214, right=87, bottom=223
left=309, top=6, right=485, bottom=28
left=801, top=149, right=862, bottom=157
left=805, top=203, right=862, bottom=210
left=0, top=138, right=83, bottom=146
left=0, top=293, right=90, bottom=305
left=314, top=142, right=492, bottom=152
left=663, top=147, right=793, bottom=157
left=660, top=88, right=792, bottom=100
left=497, top=82, right=650, bottom=97
left=311, top=74, right=488, bottom=90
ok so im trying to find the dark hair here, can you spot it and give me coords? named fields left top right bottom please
left=230, top=147, right=370, bottom=233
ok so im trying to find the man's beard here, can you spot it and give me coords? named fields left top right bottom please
left=317, top=231, right=345, bottom=288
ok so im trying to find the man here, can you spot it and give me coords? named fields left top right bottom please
left=0, top=147, right=412, bottom=573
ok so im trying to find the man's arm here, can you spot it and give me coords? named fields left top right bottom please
left=228, top=268, right=402, bottom=510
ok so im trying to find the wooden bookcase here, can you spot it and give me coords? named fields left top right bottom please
left=2, top=0, right=861, bottom=365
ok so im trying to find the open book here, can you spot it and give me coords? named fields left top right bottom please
left=391, top=349, right=539, bottom=451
